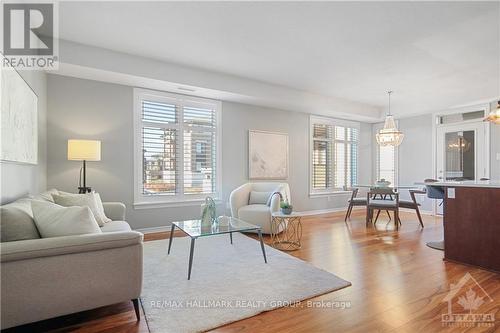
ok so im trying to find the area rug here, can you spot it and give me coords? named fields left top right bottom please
left=141, top=233, right=351, bottom=333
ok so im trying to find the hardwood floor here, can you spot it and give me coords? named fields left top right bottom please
left=4, top=210, right=499, bottom=333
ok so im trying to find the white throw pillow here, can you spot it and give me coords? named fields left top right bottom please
left=249, top=191, right=272, bottom=205
left=31, top=200, right=101, bottom=238
left=52, top=193, right=110, bottom=226
left=94, top=193, right=112, bottom=223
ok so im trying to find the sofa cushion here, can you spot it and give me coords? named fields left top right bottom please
left=100, top=221, right=131, bottom=233
left=52, top=193, right=110, bottom=226
left=31, top=200, right=102, bottom=238
left=238, top=204, right=271, bottom=224
left=249, top=191, right=272, bottom=205
left=0, top=199, right=41, bottom=242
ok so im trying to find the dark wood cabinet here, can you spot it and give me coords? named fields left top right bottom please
left=443, top=186, right=500, bottom=272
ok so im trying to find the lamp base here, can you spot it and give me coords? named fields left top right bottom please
left=78, top=187, right=92, bottom=194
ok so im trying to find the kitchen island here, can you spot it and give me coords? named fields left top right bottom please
left=424, top=180, right=500, bottom=272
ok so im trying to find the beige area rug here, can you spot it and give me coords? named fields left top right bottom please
left=141, top=233, right=351, bottom=333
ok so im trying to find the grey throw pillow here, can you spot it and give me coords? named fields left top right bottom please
left=0, top=202, right=41, bottom=242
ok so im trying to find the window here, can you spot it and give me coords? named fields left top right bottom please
left=134, top=89, right=221, bottom=207
left=310, top=116, right=359, bottom=195
left=376, top=143, right=397, bottom=186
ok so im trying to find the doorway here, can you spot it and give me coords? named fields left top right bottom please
left=435, top=120, right=490, bottom=214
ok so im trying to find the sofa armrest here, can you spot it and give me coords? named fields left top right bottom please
left=229, top=183, right=251, bottom=217
left=103, top=202, right=126, bottom=221
left=0, top=231, right=143, bottom=263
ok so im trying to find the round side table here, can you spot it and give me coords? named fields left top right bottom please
left=270, top=212, right=303, bottom=251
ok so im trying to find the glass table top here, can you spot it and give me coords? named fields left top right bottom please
left=173, top=217, right=261, bottom=238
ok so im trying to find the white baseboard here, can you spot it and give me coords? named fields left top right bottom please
left=296, top=207, right=349, bottom=216
left=398, top=208, right=434, bottom=215
left=135, top=225, right=172, bottom=233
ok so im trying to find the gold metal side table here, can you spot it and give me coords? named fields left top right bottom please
left=270, top=212, right=303, bottom=251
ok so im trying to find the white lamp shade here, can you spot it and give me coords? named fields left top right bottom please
left=67, top=140, right=101, bottom=161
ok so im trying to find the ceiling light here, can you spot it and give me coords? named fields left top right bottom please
left=484, top=100, right=500, bottom=124
left=376, top=91, right=404, bottom=147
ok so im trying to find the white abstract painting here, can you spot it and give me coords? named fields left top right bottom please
left=0, top=59, right=38, bottom=165
left=249, top=130, right=288, bottom=179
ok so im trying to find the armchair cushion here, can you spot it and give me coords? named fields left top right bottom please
left=238, top=204, right=272, bottom=226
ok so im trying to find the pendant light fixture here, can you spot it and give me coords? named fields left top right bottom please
left=484, top=100, right=500, bottom=124
left=376, top=91, right=404, bottom=146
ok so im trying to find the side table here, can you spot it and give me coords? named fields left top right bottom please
left=270, top=212, right=303, bottom=251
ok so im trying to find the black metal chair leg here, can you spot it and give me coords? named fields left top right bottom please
left=132, top=299, right=140, bottom=321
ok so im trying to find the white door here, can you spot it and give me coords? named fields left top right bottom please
left=435, top=121, right=489, bottom=214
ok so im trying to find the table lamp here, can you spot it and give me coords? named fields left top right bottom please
left=67, top=139, right=101, bottom=193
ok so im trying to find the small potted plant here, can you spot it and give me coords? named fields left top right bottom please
left=280, top=201, right=293, bottom=215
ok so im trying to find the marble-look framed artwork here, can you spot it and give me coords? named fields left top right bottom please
left=248, top=130, right=288, bottom=180
left=0, top=55, right=38, bottom=165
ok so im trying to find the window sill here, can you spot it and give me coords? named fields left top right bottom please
left=309, top=191, right=352, bottom=198
left=134, top=198, right=222, bottom=210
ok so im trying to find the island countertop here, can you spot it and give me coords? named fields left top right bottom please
left=420, top=180, right=500, bottom=188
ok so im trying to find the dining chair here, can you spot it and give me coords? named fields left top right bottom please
left=366, top=188, right=400, bottom=229
left=344, top=188, right=367, bottom=221
left=399, top=189, right=426, bottom=228
left=371, top=187, right=393, bottom=223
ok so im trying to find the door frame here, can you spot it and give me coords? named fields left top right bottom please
left=431, top=103, right=491, bottom=215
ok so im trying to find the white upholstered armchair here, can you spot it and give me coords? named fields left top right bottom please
left=229, top=182, right=291, bottom=234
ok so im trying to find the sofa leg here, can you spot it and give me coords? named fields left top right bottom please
left=132, top=298, right=140, bottom=321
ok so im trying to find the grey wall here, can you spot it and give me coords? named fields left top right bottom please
left=1, top=70, right=47, bottom=204
left=47, top=75, right=372, bottom=230
left=397, top=114, right=434, bottom=211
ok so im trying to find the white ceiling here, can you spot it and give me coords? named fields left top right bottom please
left=58, top=1, right=500, bottom=117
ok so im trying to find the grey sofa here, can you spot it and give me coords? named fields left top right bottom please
left=0, top=190, right=143, bottom=330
